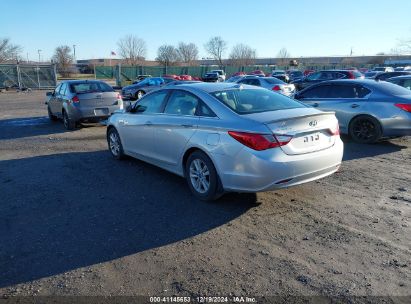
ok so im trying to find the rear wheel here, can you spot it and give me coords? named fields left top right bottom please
left=185, top=151, right=223, bottom=201
left=107, top=128, right=125, bottom=160
left=62, top=110, right=76, bottom=130
left=349, top=115, right=382, bottom=144
left=47, top=106, right=58, bottom=121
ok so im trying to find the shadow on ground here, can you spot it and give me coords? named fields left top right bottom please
left=0, top=151, right=257, bottom=288
left=341, top=136, right=408, bottom=161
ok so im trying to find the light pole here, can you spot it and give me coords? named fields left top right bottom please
left=73, top=44, right=76, bottom=62
left=37, top=49, right=42, bottom=63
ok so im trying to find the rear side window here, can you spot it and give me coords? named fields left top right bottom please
left=211, top=89, right=305, bottom=114
left=403, top=79, right=411, bottom=90
left=133, top=91, right=168, bottom=114
left=70, top=82, right=114, bottom=93
left=164, top=90, right=199, bottom=116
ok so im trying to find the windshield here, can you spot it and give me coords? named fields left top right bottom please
left=211, top=89, right=305, bottom=114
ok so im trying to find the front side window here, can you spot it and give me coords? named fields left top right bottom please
left=402, top=79, right=411, bottom=90
left=59, top=83, right=67, bottom=96
left=306, top=72, right=321, bottom=81
left=164, top=90, right=199, bottom=116
left=133, top=91, right=168, bottom=114
left=211, top=89, right=305, bottom=114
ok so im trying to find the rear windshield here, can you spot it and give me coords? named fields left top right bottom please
left=70, top=82, right=114, bottom=93
left=211, top=89, right=305, bottom=114
left=263, top=77, right=285, bottom=84
left=376, top=81, right=411, bottom=96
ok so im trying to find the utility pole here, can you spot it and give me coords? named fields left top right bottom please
left=37, top=49, right=42, bottom=63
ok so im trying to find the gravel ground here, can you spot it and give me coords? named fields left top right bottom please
left=0, top=91, right=410, bottom=302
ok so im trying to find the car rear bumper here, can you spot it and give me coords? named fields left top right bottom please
left=382, top=114, right=411, bottom=137
left=213, top=137, right=344, bottom=192
left=69, top=105, right=121, bottom=121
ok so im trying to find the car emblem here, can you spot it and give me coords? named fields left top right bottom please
left=309, top=120, right=317, bottom=127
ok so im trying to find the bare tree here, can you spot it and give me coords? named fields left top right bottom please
left=52, top=45, right=74, bottom=77
left=117, top=35, right=147, bottom=66
left=0, top=38, right=22, bottom=62
left=204, top=36, right=227, bottom=67
left=229, top=43, right=256, bottom=66
left=156, top=45, right=180, bottom=66
left=277, top=47, right=291, bottom=65
left=177, top=42, right=199, bottom=65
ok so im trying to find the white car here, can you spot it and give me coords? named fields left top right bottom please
left=210, top=70, right=226, bottom=82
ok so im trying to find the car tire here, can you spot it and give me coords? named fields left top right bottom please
left=47, top=106, right=58, bottom=121
left=107, top=128, right=125, bottom=160
left=185, top=151, right=223, bottom=201
left=136, top=90, right=144, bottom=100
left=62, top=110, right=76, bottom=130
left=349, top=115, right=382, bottom=144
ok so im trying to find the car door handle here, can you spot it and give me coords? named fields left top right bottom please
left=119, top=119, right=128, bottom=125
left=351, top=104, right=360, bottom=108
left=182, top=124, right=193, bottom=128
left=312, top=103, right=319, bottom=107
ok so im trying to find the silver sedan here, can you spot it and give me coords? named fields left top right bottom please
left=294, top=79, right=411, bottom=143
left=107, top=83, right=343, bottom=200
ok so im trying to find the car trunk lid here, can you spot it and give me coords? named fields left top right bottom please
left=245, top=108, right=338, bottom=155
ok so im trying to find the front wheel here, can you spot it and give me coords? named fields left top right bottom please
left=185, top=151, right=223, bottom=201
left=107, top=128, right=125, bottom=160
left=349, top=115, right=382, bottom=144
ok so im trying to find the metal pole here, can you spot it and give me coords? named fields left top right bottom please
left=53, top=64, right=57, bottom=87
left=16, top=64, right=22, bottom=90
left=37, top=65, right=41, bottom=89
left=73, top=45, right=76, bottom=62
left=38, top=50, right=42, bottom=63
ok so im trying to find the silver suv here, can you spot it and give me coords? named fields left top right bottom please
left=46, top=80, right=123, bottom=130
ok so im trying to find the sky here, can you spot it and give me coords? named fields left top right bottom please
left=1, top=0, right=411, bottom=61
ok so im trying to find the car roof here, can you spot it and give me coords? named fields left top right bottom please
left=63, top=79, right=104, bottom=84
left=167, top=82, right=264, bottom=93
left=387, top=75, right=411, bottom=80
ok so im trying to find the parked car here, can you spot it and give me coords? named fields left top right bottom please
left=294, top=79, right=411, bottom=143
left=364, top=71, right=382, bottom=79
left=46, top=80, right=123, bottom=130
left=202, top=72, right=220, bottom=82
left=387, top=75, right=411, bottom=90
left=271, top=70, right=289, bottom=83
left=106, top=82, right=343, bottom=200
left=292, top=70, right=364, bottom=91
left=374, top=71, right=411, bottom=81
left=286, top=70, right=304, bottom=82
left=248, top=70, right=266, bottom=77
left=394, top=66, right=411, bottom=71
left=225, top=75, right=245, bottom=83
left=209, top=70, right=226, bottom=81
left=235, top=76, right=295, bottom=96
left=132, top=75, right=152, bottom=84
left=122, top=77, right=170, bottom=100
left=372, top=67, right=394, bottom=72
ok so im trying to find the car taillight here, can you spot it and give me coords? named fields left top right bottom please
left=272, top=85, right=281, bottom=91
left=72, top=96, right=79, bottom=103
left=228, top=131, right=292, bottom=151
left=395, top=103, right=411, bottom=112
left=328, top=123, right=340, bottom=136
left=347, top=71, right=355, bottom=79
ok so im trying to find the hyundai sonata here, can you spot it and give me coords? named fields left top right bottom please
left=107, top=83, right=343, bottom=200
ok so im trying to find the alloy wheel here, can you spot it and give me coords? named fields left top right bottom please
left=189, top=159, right=210, bottom=194
left=109, top=132, right=120, bottom=156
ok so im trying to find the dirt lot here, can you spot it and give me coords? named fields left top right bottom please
left=0, top=91, right=410, bottom=302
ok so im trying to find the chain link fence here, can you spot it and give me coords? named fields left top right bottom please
left=0, top=64, right=57, bottom=90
